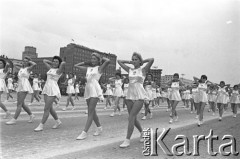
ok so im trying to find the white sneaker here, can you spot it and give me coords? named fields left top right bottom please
left=28, top=115, right=35, bottom=123
left=149, top=113, right=153, bottom=119
left=118, top=111, right=122, bottom=116
left=141, top=116, right=146, bottom=120
left=3, top=112, right=11, bottom=119
left=62, top=107, right=67, bottom=111
left=219, top=117, right=222, bottom=121
left=76, top=131, right=87, bottom=140
left=195, top=115, right=199, bottom=119
left=190, top=111, right=193, bottom=114
left=174, top=116, right=178, bottom=122
left=34, top=123, right=43, bottom=132
left=6, top=118, right=16, bottom=125
left=52, top=120, right=62, bottom=129
left=212, top=113, right=215, bottom=116
left=110, top=112, right=115, bottom=117
left=166, top=109, right=169, bottom=112
left=169, top=118, right=173, bottom=124
left=85, top=110, right=88, bottom=114
left=233, top=114, right=237, bottom=118
left=93, top=126, right=102, bottom=136
left=141, top=110, right=145, bottom=114
left=140, top=132, right=144, bottom=143
left=28, top=103, right=32, bottom=106
left=71, top=107, right=75, bottom=110
left=197, top=121, right=201, bottom=127
left=119, top=139, right=130, bottom=148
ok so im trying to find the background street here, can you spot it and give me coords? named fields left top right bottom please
left=1, top=93, right=239, bottom=159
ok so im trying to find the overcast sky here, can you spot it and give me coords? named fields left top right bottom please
left=1, top=0, right=239, bottom=84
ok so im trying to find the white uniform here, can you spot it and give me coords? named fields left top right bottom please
left=42, top=68, right=62, bottom=98
left=75, top=84, right=80, bottom=93
left=169, top=82, right=181, bottom=101
left=7, top=78, right=14, bottom=90
left=144, top=81, right=153, bottom=100
left=113, top=79, right=124, bottom=97
left=32, top=78, right=41, bottom=91
left=192, top=88, right=200, bottom=103
left=105, top=84, right=113, bottom=96
left=216, top=86, right=228, bottom=104
left=126, top=68, right=148, bottom=100
left=184, top=90, right=191, bottom=100
left=156, top=88, right=161, bottom=97
left=66, top=78, right=75, bottom=94
left=198, top=82, right=208, bottom=103
left=0, top=69, right=8, bottom=92
left=230, top=90, right=240, bottom=104
left=16, top=67, right=33, bottom=93
left=84, top=66, right=103, bottom=100
left=123, top=83, right=129, bottom=97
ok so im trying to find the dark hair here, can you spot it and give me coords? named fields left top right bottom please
left=220, top=81, right=225, bottom=85
left=147, top=73, right=153, bottom=80
left=173, top=73, right=179, bottom=78
left=52, top=56, right=62, bottom=68
left=115, top=72, right=121, bottom=78
left=0, top=59, right=6, bottom=67
left=201, top=75, right=207, bottom=80
left=233, top=85, right=238, bottom=89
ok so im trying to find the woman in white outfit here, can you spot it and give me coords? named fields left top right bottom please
left=167, top=73, right=184, bottom=124
left=74, top=81, right=80, bottom=101
left=103, top=80, right=113, bottom=109
left=74, top=53, right=110, bottom=140
left=118, top=52, right=154, bottom=148
left=62, top=73, right=75, bottom=110
left=0, top=59, right=11, bottom=118
left=34, top=56, right=65, bottom=131
left=230, top=85, right=240, bottom=118
left=215, top=81, right=230, bottom=121
left=7, top=73, right=14, bottom=101
left=110, top=73, right=124, bottom=117
left=29, top=73, right=41, bottom=105
left=6, top=56, right=36, bottom=125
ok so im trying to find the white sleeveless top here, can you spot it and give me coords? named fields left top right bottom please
left=0, top=69, right=8, bottom=92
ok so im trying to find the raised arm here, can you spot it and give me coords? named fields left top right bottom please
left=27, top=60, right=37, bottom=72
left=117, top=60, right=131, bottom=73
left=3, top=62, right=10, bottom=73
left=56, top=61, right=66, bottom=75
left=43, top=59, right=52, bottom=70
left=142, top=58, right=154, bottom=73
left=74, top=62, right=88, bottom=71
left=99, top=57, right=110, bottom=74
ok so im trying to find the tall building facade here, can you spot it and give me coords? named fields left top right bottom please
left=31, top=57, right=53, bottom=79
left=149, top=68, right=162, bottom=86
left=60, top=43, right=117, bottom=83
left=22, top=46, right=38, bottom=60
left=161, top=75, right=174, bottom=84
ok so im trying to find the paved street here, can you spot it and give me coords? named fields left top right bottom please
left=1, top=93, right=239, bottom=159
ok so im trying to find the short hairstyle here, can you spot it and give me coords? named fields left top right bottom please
left=115, top=72, right=121, bottom=78
left=173, top=73, right=179, bottom=78
left=52, top=56, right=62, bottom=68
left=0, top=59, right=6, bottom=67
left=201, top=75, right=207, bottom=80
left=132, top=52, right=143, bottom=66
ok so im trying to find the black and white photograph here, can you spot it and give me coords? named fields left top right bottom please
left=0, top=0, right=239, bottom=158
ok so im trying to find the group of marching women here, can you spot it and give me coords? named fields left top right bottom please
left=0, top=51, right=239, bottom=148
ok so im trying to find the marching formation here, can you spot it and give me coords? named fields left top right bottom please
left=0, top=52, right=239, bottom=148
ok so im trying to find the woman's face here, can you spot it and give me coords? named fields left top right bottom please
left=132, top=55, right=141, bottom=68
left=91, top=55, right=99, bottom=66
left=220, top=82, right=225, bottom=88
left=52, top=59, right=60, bottom=68
left=125, top=78, right=129, bottom=83
left=201, top=78, right=206, bottom=83
left=173, top=75, right=179, bottom=81
left=0, top=61, right=4, bottom=69
left=23, top=58, right=29, bottom=67
left=147, top=75, right=152, bottom=81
